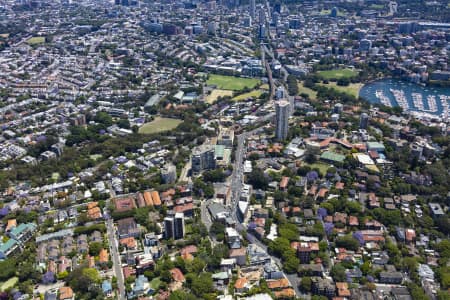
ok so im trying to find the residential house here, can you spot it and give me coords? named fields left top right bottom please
left=90, top=231, right=103, bottom=243
left=132, top=275, right=150, bottom=296
left=0, top=239, right=20, bottom=259
left=120, top=237, right=138, bottom=250
left=235, top=277, right=250, bottom=295
left=77, top=235, right=88, bottom=253
left=380, top=271, right=403, bottom=284
left=429, top=203, right=444, bottom=219
left=98, top=249, right=109, bottom=265
left=229, top=247, right=247, bottom=266
left=298, top=264, right=324, bottom=277
left=61, top=237, right=74, bottom=256
left=8, top=223, right=37, bottom=243
left=312, top=277, right=336, bottom=298
left=336, top=282, right=351, bottom=298
left=117, top=218, right=140, bottom=239
left=102, top=280, right=113, bottom=297
left=220, top=258, right=236, bottom=272
left=59, top=286, right=74, bottom=300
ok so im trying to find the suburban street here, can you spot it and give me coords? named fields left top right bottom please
left=106, top=184, right=126, bottom=300
left=106, top=218, right=126, bottom=300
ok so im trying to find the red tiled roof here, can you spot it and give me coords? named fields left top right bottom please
left=267, top=278, right=290, bottom=289
left=234, top=278, right=248, bottom=289
left=59, top=287, right=73, bottom=300
left=170, top=268, right=185, bottom=282
left=280, top=177, right=289, bottom=189
left=274, top=288, right=295, bottom=298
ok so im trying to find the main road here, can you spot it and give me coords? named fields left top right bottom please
left=106, top=183, right=126, bottom=300
left=106, top=218, right=126, bottom=300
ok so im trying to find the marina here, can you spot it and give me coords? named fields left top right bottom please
left=360, top=78, right=450, bottom=120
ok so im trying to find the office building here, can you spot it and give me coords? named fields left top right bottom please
left=275, top=86, right=285, bottom=100
left=164, top=217, right=174, bottom=240
left=217, top=128, right=234, bottom=147
left=360, top=113, right=369, bottom=129
left=164, top=213, right=185, bottom=240
left=275, top=100, right=290, bottom=141
left=161, top=163, right=177, bottom=184
left=174, top=213, right=185, bottom=240
left=191, top=144, right=216, bottom=174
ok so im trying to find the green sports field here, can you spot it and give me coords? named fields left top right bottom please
left=317, top=82, right=363, bottom=98
left=206, top=89, right=233, bottom=104
left=206, top=74, right=260, bottom=91
left=233, top=90, right=263, bottom=101
left=26, top=36, right=45, bottom=45
left=298, top=82, right=318, bottom=100
left=317, top=69, right=358, bottom=80
left=138, top=117, right=182, bottom=134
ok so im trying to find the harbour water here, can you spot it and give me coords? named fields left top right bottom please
left=359, top=78, right=450, bottom=119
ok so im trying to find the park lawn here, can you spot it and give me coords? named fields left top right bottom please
left=138, top=117, right=182, bottom=134
left=317, top=82, right=363, bottom=98
left=0, top=277, right=18, bottom=291
left=260, top=84, right=270, bottom=90
left=150, top=277, right=161, bottom=290
left=305, top=163, right=331, bottom=176
left=89, top=154, right=103, bottom=161
left=317, top=69, right=358, bottom=80
left=206, top=89, right=233, bottom=104
left=298, top=82, right=318, bottom=100
left=370, top=3, right=384, bottom=9
left=319, top=9, right=345, bottom=16
left=206, top=74, right=260, bottom=91
left=233, top=89, right=263, bottom=101
left=27, top=36, right=45, bottom=45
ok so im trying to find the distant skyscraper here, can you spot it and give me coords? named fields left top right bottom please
left=243, top=16, right=252, bottom=28
left=207, top=22, right=217, bottom=35
left=389, top=1, right=398, bottom=14
left=360, top=113, right=369, bottom=129
left=275, top=100, right=290, bottom=141
left=330, top=7, right=338, bottom=18
left=272, top=12, right=279, bottom=25
left=250, top=0, right=256, bottom=19
left=259, top=8, right=265, bottom=25
left=273, top=2, right=281, bottom=13
left=258, top=25, right=266, bottom=40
